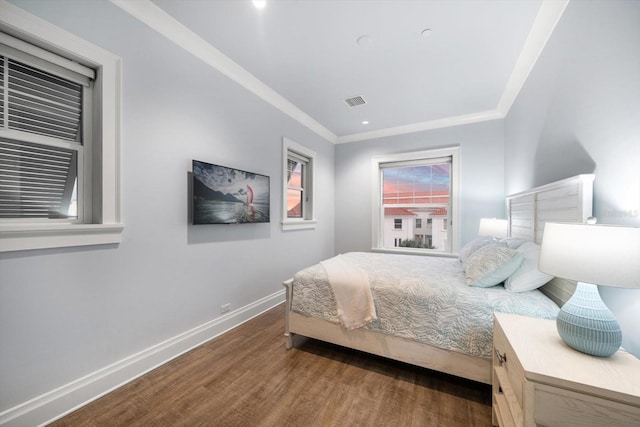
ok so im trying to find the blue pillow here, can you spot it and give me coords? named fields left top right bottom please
left=464, top=243, right=524, bottom=287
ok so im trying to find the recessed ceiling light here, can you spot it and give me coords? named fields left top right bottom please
left=421, top=28, right=432, bottom=37
left=253, top=0, right=266, bottom=9
left=362, top=121, right=369, bottom=125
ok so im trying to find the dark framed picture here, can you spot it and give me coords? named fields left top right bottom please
left=192, top=160, right=270, bottom=224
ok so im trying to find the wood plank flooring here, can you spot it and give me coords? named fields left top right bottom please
left=50, top=304, right=492, bottom=426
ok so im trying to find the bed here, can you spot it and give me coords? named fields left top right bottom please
left=283, top=174, right=595, bottom=384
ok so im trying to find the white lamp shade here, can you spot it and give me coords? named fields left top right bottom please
left=478, top=218, right=508, bottom=238
left=539, top=222, right=640, bottom=288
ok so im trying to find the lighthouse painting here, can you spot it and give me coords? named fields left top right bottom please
left=192, top=160, right=270, bottom=224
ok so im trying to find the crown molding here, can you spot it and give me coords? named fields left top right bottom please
left=112, top=0, right=568, bottom=145
left=338, top=0, right=569, bottom=144
left=496, top=0, right=570, bottom=115
left=110, top=0, right=337, bottom=143
left=336, top=110, right=504, bottom=144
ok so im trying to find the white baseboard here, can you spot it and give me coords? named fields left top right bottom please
left=0, top=290, right=285, bottom=427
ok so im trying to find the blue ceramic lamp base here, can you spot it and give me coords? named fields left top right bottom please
left=556, top=282, right=622, bottom=357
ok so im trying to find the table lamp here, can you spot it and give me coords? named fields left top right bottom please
left=478, top=218, right=508, bottom=239
left=538, top=221, right=640, bottom=357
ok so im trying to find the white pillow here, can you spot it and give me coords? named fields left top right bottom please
left=498, top=237, right=530, bottom=249
left=459, top=236, right=493, bottom=264
left=464, top=243, right=524, bottom=287
left=505, top=242, right=554, bottom=292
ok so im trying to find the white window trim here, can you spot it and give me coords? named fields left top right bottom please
left=282, top=137, right=316, bottom=231
left=371, top=146, right=460, bottom=256
left=0, top=2, right=123, bottom=252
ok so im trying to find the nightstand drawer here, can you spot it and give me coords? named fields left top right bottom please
left=493, top=317, right=525, bottom=406
left=493, top=390, right=516, bottom=427
left=534, top=384, right=640, bottom=427
left=493, top=366, right=522, bottom=426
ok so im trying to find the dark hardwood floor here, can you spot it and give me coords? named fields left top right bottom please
left=50, top=304, right=492, bottom=426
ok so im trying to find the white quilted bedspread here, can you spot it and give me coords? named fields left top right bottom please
left=291, top=252, right=559, bottom=358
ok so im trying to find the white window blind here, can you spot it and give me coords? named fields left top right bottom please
left=379, top=155, right=452, bottom=169
left=0, top=41, right=92, bottom=220
left=0, top=139, right=76, bottom=218
left=5, top=57, right=84, bottom=141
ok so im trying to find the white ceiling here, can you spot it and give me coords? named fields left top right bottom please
left=115, top=0, right=567, bottom=143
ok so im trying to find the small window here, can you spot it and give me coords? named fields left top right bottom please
left=282, top=137, right=315, bottom=230
left=415, top=218, right=422, bottom=228
left=286, top=153, right=306, bottom=219
left=394, top=218, right=402, bottom=229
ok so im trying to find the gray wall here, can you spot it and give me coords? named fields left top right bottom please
left=505, top=0, right=640, bottom=356
left=335, top=119, right=506, bottom=254
left=0, top=0, right=335, bottom=411
left=2, top=0, right=638, bottom=416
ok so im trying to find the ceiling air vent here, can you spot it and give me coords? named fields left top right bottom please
left=344, top=95, right=367, bottom=107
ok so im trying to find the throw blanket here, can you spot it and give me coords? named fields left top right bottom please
left=320, top=254, right=377, bottom=330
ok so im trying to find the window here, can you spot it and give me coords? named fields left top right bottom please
left=282, top=137, right=315, bottom=230
left=372, top=147, right=459, bottom=254
left=0, top=4, right=122, bottom=252
left=394, top=218, right=402, bottom=229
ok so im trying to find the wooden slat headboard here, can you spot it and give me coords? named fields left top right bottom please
left=505, top=174, right=595, bottom=307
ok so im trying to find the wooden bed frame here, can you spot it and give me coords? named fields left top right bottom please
left=283, top=174, right=595, bottom=384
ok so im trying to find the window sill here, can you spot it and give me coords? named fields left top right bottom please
left=281, top=219, right=317, bottom=231
left=0, top=223, right=124, bottom=252
left=370, top=247, right=459, bottom=258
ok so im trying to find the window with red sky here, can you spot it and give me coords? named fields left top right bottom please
left=287, top=162, right=303, bottom=217
left=383, top=164, right=450, bottom=204
left=382, top=162, right=451, bottom=251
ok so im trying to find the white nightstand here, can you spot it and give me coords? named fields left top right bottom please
left=492, top=312, right=640, bottom=427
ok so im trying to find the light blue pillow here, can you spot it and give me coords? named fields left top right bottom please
left=464, top=243, right=524, bottom=287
